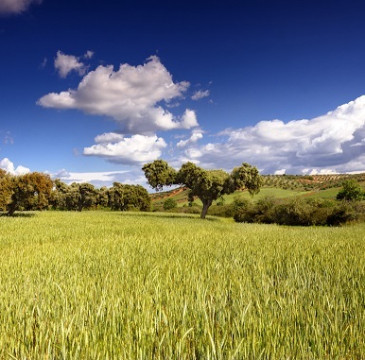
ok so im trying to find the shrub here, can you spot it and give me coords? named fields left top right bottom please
left=163, top=198, right=177, bottom=210
left=336, top=180, right=364, bottom=201
left=233, top=197, right=361, bottom=226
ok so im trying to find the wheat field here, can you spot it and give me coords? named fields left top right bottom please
left=0, top=211, right=364, bottom=359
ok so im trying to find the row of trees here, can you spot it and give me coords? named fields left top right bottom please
left=0, top=170, right=150, bottom=215
left=142, top=160, right=262, bottom=218
left=1, top=160, right=263, bottom=219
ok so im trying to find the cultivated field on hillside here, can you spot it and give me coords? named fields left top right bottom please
left=0, top=211, right=364, bottom=359
left=150, top=173, right=365, bottom=212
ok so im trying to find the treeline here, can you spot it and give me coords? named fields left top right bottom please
left=0, top=170, right=150, bottom=215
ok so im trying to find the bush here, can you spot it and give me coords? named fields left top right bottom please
left=326, top=203, right=357, bottom=226
left=336, top=180, right=364, bottom=201
left=208, top=204, right=235, bottom=217
left=233, top=197, right=361, bottom=226
left=163, top=198, right=177, bottom=210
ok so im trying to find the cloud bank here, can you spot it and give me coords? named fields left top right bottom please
left=181, top=95, right=365, bottom=174
left=0, top=0, right=42, bottom=14
left=0, top=158, right=30, bottom=175
left=38, top=56, right=198, bottom=134
left=53, top=168, right=148, bottom=188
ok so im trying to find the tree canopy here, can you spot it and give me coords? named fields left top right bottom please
left=143, top=160, right=262, bottom=218
left=336, top=180, right=364, bottom=201
left=1, top=172, right=53, bottom=215
left=108, top=182, right=151, bottom=211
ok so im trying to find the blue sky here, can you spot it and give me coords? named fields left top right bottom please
left=1, top=0, right=365, bottom=187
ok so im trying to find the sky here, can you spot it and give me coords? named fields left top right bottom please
left=1, top=0, right=365, bottom=188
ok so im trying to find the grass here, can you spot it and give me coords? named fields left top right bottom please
left=221, top=187, right=308, bottom=204
left=0, top=211, right=364, bottom=358
left=302, top=187, right=342, bottom=200
left=153, top=187, right=308, bottom=209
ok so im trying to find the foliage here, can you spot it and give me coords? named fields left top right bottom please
left=51, top=181, right=98, bottom=211
left=233, top=197, right=360, bottom=226
left=142, top=160, right=177, bottom=191
left=108, top=183, right=151, bottom=211
left=143, top=160, right=262, bottom=219
left=0, top=169, right=12, bottom=211
left=163, top=197, right=177, bottom=210
left=4, top=172, right=53, bottom=215
left=0, top=211, right=364, bottom=358
left=336, top=179, right=364, bottom=201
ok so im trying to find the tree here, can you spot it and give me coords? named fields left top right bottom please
left=336, top=180, right=364, bottom=201
left=163, top=198, right=177, bottom=210
left=6, top=172, right=53, bottom=215
left=143, top=160, right=262, bottom=219
left=76, top=183, right=98, bottom=211
left=108, top=183, right=151, bottom=211
left=51, top=181, right=98, bottom=211
left=0, top=169, right=12, bottom=212
left=142, top=160, right=176, bottom=191
left=50, top=179, right=69, bottom=209
left=98, top=186, right=109, bottom=208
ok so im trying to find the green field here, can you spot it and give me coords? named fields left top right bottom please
left=152, top=187, right=309, bottom=208
left=0, top=211, right=364, bottom=359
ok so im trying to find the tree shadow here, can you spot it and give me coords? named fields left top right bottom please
left=0, top=212, right=37, bottom=218
left=118, top=211, right=221, bottom=222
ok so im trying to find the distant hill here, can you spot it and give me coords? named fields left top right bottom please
left=150, top=173, right=365, bottom=212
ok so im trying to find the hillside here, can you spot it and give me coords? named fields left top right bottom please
left=151, top=173, right=365, bottom=211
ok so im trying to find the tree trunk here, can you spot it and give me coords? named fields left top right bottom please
left=200, top=200, right=211, bottom=219
left=7, top=202, right=16, bottom=216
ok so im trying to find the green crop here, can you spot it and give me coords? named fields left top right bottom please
left=0, top=211, right=364, bottom=359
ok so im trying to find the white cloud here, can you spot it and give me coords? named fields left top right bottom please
left=274, top=169, right=286, bottom=175
left=177, top=128, right=203, bottom=148
left=54, top=51, right=87, bottom=78
left=180, top=109, right=198, bottom=128
left=84, top=50, right=94, bottom=59
left=306, top=169, right=338, bottom=175
left=53, top=168, right=150, bottom=189
left=0, top=158, right=30, bottom=175
left=38, top=56, right=198, bottom=134
left=94, top=132, right=125, bottom=144
left=0, top=0, right=42, bottom=14
left=54, top=169, right=129, bottom=184
left=191, top=89, right=210, bottom=101
left=181, top=95, right=365, bottom=174
left=83, top=133, right=167, bottom=164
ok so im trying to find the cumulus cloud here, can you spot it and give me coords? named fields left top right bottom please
left=0, top=0, right=42, bottom=15
left=177, top=128, right=203, bottom=148
left=0, top=158, right=30, bottom=175
left=181, top=95, right=365, bottom=174
left=191, top=89, right=210, bottom=101
left=38, top=56, right=198, bottom=134
left=53, top=168, right=149, bottom=188
left=83, top=133, right=167, bottom=165
left=54, top=51, right=87, bottom=78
